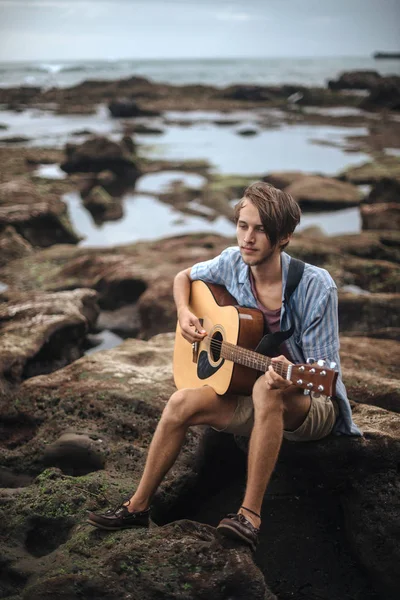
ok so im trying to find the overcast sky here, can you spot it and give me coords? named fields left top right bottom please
left=0, top=0, right=399, bottom=62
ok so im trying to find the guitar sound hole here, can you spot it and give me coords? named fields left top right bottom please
left=210, top=331, right=223, bottom=362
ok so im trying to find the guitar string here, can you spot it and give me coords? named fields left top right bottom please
left=207, top=338, right=286, bottom=375
left=201, top=337, right=332, bottom=388
left=203, top=336, right=288, bottom=376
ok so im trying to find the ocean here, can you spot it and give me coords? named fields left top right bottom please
left=0, top=54, right=396, bottom=251
left=0, top=56, right=399, bottom=89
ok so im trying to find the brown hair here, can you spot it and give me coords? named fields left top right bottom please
left=234, top=181, right=301, bottom=250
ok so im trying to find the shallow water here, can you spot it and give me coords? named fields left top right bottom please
left=141, top=121, right=368, bottom=176
left=64, top=188, right=360, bottom=249
left=135, top=171, right=207, bottom=194
left=34, top=164, right=66, bottom=179
left=85, top=330, right=124, bottom=355
left=0, top=106, right=368, bottom=179
left=0, top=102, right=367, bottom=245
left=65, top=191, right=236, bottom=247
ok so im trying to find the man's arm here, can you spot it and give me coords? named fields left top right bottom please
left=173, top=268, right=206, bottom=344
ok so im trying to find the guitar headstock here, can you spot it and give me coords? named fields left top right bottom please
left=290, top=359, right=338, bottom=396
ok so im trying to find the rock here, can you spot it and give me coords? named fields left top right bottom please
left=60, top=136, right=141, bottom=180
left=0, top=226, right=33, bottom=267
left=0, top=466, right=33, bottom=488
left=82, top=185, right=123, bottom=224
left=361, top=203, right=400, bottom=231
left=0, top=136, right=31, bottom=144
left=0, top=179, right=81, bottom=247
left=285, top=175, right=362, bottom=209
left=340, top=156, right=400, bottom=185
left=42, top=432, right=106, bottom=475
left=96, top=303, right=141, bottom=337
left=0, top=86, right=42, bottom=106
left=0, top=333, right=399, bottom=599
left=338, top=292, right=400, bottom=338
left=212, top=119, right=241, bottom=126
left=341, top=336, right=400, bottom=412
left=0, top=288, right=99, bottom=390
left=237, top=128, right=259, bottom=136
left=120, top=134, right=136, bottom=154
left=331, top=231, right=400, bottom=263
left=328, top=70, right=382, bottom=91
left=108, top=98, right=160, bottom=118
left=96, top=170, right=117, bottom=186
left=218, top=85, right=274, bottom=102
left=335, top=256, right=400, bottom=294
left=132, top=124, right=164, bottom=135
left=262, top=170, right=306, bottom=189
left=360, top=76, right=400, bottom=111
left=364, top=178, right=400, bottom=204
left=71, top=129, right=93, bottom=137
left=24, top=149, right=64, bottom=166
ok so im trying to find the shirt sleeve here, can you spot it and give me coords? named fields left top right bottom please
left=301, top=286, right=339, bottom=360
left=190, top=248, right=233, bottom=286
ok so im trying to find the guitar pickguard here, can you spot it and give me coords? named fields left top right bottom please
left=197, top=350, right=225, bottom=380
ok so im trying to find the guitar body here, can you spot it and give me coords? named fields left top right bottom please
left=173, top=280, right=264, bottom=395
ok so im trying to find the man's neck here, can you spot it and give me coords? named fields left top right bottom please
left=250, top=251, right=283, bottom=286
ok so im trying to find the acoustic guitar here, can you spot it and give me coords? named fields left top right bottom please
left=173, top=280, right=338, bottom=397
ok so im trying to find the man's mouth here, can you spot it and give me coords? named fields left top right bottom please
left=242, top=246, right=257, bottom=252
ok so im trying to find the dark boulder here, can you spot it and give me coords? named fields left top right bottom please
left=61, top=136, right=141, bottom=180
left=328, top=70, right=382, bottom=91
left=360, top=76, right=400, bottom=111
left=218, top=85, right=274, bottom=102
left=108, top=98, right=160, bottom=118
left=363, top=178, right=400, bottom=205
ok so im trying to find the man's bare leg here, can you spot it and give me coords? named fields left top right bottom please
left=238, top=377, right=311, bottom=528
left=126, top=386, right=238, bottom=513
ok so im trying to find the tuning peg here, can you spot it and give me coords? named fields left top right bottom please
left=317, top=359, right=326, bottom=367
left=329, top=361, right=337, bottom=369
left=306, top=357, right=315, bottom=364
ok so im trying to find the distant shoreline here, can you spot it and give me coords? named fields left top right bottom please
left=373, top=52, right=400, bottom=59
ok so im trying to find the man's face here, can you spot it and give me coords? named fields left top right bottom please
left=236, top=199, right=284, bottom=266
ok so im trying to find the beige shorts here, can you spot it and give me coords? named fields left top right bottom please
left=214, top=392, right=339, bottom=442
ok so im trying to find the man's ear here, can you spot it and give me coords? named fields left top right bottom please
left=279, top=233, right=292, bottom=249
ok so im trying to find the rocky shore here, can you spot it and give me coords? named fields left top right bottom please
left=0, top=71, right=399, bottom=599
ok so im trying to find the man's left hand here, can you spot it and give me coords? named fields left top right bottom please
left=264, top=355, right=294, bottom=391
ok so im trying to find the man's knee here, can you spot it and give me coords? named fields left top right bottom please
left=252, top=378, right=284, bottom=418
left=162, top=388, right=194, bottom=425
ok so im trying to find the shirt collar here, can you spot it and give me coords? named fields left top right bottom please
left=238, top=249, right=291, bottom=296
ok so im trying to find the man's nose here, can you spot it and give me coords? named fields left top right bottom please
left=244, top=229, right=255, bottom=243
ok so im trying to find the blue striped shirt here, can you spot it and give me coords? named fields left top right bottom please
left=190, top=246, right=361, bottom=436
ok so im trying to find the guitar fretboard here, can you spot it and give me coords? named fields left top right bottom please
left=207, top=337, right=289, bottom=378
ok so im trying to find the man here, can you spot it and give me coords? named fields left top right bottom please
left=88, top=182, right=361, bottom=551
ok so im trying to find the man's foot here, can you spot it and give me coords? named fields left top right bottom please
left=216, top=506, right=260, bottom=552
left=87, top=500, right=150, bottom=530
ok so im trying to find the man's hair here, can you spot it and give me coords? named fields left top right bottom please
left=234, top=182, right=301, bottom=250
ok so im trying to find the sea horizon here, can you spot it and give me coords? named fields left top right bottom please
left=1, top=55, right=399, bottom=89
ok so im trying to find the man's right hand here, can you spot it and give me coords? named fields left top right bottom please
left=178, top=307, right=207, bottom=343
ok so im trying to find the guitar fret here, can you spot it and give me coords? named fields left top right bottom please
left=221, top=341, right=286, bottom=377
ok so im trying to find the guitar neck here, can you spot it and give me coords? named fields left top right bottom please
left=205, top=336, right=337, bottom=396
left=215, top=338, right=288, bottom=378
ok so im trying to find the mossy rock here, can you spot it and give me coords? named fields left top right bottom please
left=340, top=156, right=400, bottom=184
